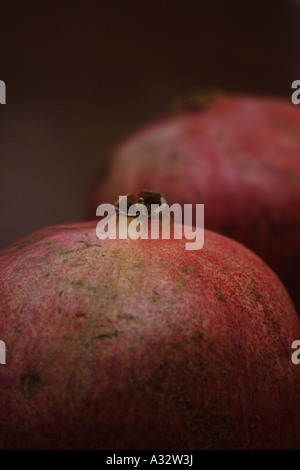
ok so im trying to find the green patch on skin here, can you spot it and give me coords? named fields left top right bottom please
left=228, top=142, right=240, bottom=155
left=132, top=261, right=146, bottom=270
left=250, top=289, right=263, bottom=301
left=27, top=255, right=50, bottom=264
left=78, top=240, right=102, bottom=249
left=117, top=314, right=135, bottom=320
left=168, top=150, right=180, bottom=163
left=177, top=278, right=187, bottom=287
left=55, top=245, right=94, bottom=256
left=57, top=277, right=118, bottom=300
left=176, top=398, right=194, bottom=413
left=248, top=280, right=264, bottom=302
left=211, top=131, right=226, bottom=143
left=20, top=303, right=27, bottom=314
left=191, top=333, right=204, bottom=342
left=79, top=334, right=91, bottom=349
left=94, top=330, right=119, bottom=340
left=169, top=342, right=184, bottom=350
left=214, top=286, right=226, bottom=302
left=168, top=293, right=175, bottom=306
left=181, top=265, right=194, bottom=275
left=283, top=345, right=291, bottom=359
left=284, top=172, right=298, bottom=184
left=20, top=372, right=44, bottom=398
left=241, top=161, right=252, bottom=172
left=7, top=240, right=54, bottom=256
left=7, top=265, right=26, bottom=284
left=152, top=290, right=160, bottom=302
left=9, top=239, right=36, bottom=253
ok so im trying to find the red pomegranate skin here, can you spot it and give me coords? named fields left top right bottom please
left=0, top=221, right=299, bottom=450
left=87, top=96, right=300, bottom=311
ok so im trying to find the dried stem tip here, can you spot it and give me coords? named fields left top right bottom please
left=115, top=191, right=167, bottom=218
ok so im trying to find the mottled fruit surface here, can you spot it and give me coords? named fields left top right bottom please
left=88, top=95, right=300, bottom=310
left=0, top=221, right=300, bottom=449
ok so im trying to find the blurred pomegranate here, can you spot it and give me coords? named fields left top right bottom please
left=87, top=95, right=300, bottom=311
left=1, top=192, right=300, bottom=449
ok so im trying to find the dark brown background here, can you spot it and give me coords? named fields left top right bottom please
left=1, top=0, right=299, bottom=249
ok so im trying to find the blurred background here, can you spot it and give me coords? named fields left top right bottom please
left=0, top=0, right=300, bottom=249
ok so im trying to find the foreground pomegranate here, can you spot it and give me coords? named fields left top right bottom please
left=88, top=95, right=300, bottom=311
left=0, top=193, right=300, bottom=449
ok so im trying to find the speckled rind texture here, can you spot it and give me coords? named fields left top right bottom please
left=0, top=221, right=299, bottom=449
left=88, top=96, right=300, bottom=311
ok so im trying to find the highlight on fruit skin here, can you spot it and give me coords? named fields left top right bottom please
left=87, top=94, right=300, bottom=312
left=0, top=210, right=300, bottom=449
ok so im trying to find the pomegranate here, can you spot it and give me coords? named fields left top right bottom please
left=0, top=192, right=300, bottom=449
left=87, top=95, right=300, bottom=311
